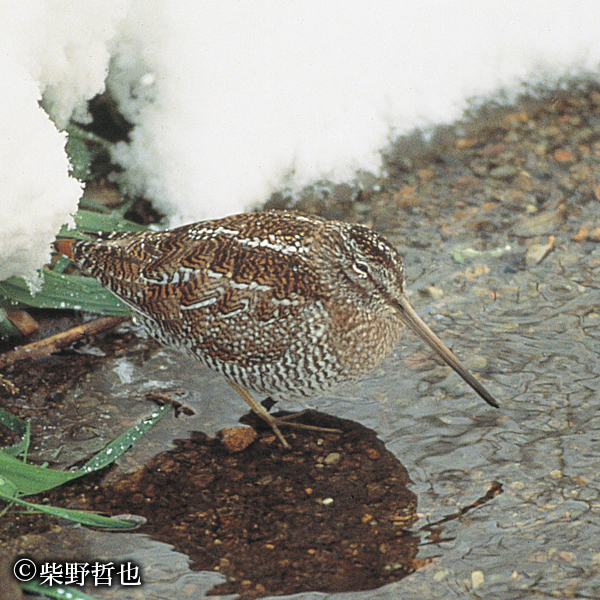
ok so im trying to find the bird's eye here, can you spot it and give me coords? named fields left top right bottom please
left=352, top=261, right=369, bottom=277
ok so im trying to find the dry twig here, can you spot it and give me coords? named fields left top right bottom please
left=0, top=316, right=130, bottom=369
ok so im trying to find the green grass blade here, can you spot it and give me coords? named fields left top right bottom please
left=0, top=409, right=30, bottom=458
left=0, top=408, right=28, bottom=440
left=65, top=130, right=93, bottom=181
left=0, top=270, right=132, bottom=316
left=0, top=452, right=81, bottom=495
left=81, top=403, right=171, bottom=472
left=21, top=579, right=103, bottom=600
left=0, top=489, right=137, bottom=529
left=58, top=208, right=148, bottom=236
left=0, top=309, right=21, bottom=336
left=0, top=474, right=19, bottom=498
left=0, top=404, right=171, bottom=494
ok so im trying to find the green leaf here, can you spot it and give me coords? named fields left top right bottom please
left=0, top=310, right=21, bottom=336
left=451, top=244, right=512, bottom=264
left=64, top=124, right=114, bottom=184
left=0, top=474, right=19, bottom=498
left=67, top=208, right=148, bottom=235
left=0, top=408, right=27, bottom=438
left=80, top=403, right=171, bottom=472
left=0, top=270, right=132, bottom=316
left=0, top=409, right=30, bottom=458
left=66, top=123, right=111, bottom=148
left=0, top=407, right=170, bottom=529
left=0, top=452, right=81, bottom=495
left=0, top=404, right=171, bottom=494
left=0, top=489, right=137, bottom=529
left=21, top=579, right=104, bottom=599
left=66, top=133, right=92, bottom=181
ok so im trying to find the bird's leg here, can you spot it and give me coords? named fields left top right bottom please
left=228, top=381, right=290, bottom=448
left=227, top=382, right=341, bottom=448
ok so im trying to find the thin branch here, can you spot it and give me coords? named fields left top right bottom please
left=0, top=316, right=130, bottom=369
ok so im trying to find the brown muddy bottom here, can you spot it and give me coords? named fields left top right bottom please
left=40, top=411, right=418, bottom=598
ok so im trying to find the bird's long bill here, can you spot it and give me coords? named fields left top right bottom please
left=395, top=296, right=499, bottom=408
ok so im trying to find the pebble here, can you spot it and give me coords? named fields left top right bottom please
left=219, top=426, right=258, bottom=453
left=471, top=570, right=485, bottom=589
left=526, top=236, right=555, bottom=266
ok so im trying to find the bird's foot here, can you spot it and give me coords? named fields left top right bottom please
left=271, top=411, right=342, bottom=434
left=254, top=412, right=341, bottom=449
left=227, top=381, right=341, bottom=449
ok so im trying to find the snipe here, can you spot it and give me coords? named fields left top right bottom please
left=57, top=210, right=498, bottom=447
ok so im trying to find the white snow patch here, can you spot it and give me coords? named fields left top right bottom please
left=2, top=1, right=600, bottom=279
left=0, top=57, right=81, bottom=282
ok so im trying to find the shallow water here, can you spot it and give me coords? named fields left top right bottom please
left=68, top=217, right=600, bottom=599
left=13, top=89, right=600, bottom=599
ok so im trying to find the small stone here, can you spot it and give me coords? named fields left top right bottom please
left=456, top=138, right=477, bottom=149
left=324, top=452, right=341, bottom=465
left=489, top=165, right=518, bottom=179
left=219, top=426, right=258, bottom=453
left=572, top=226, right=600, bottom=242
left=365, top=447, right=380, bottom=460
left=572, top=226, right=588, bottom=242
left=525, top=236, right=555, bottom=266
left=554, top=148, right=576, bottom=163
left=482, top=142, right=506, bottom=158
left=419, top=285, right=444, bottom=300
left=514, top=210, right=562, bottom=236
left=417, top=168, right=435, bottom=180
left=559, top=551, right=575, bottom=562
left=471, top=570, right=484, bottom=589
left=590, top=227, right=600, bottom=242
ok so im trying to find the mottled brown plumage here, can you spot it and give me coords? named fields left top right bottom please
left=58, top=210, right=498, bottom=447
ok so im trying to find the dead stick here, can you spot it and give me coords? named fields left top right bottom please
left=0, top=316, right=130, bottom=369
